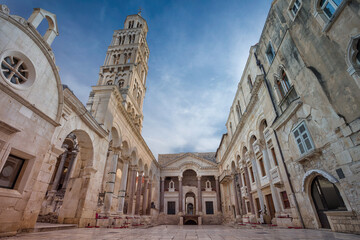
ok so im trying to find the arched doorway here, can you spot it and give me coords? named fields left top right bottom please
left=184, top=219, right=197, bottom=225
left=311, top=176, right=346, bottom=228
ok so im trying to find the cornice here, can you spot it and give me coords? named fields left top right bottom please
left=219, top=75, right=264, bottom=166
left=0, top=11, right=63, bottom=123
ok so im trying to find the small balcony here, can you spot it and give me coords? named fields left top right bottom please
left=270, top=166, right=282, bottom=187
left=279, top=86, right=299, bottom=113
left=219, top=170, right=232, bottom=183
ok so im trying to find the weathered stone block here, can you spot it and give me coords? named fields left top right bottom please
left=335, top=150, right=353, bottom=165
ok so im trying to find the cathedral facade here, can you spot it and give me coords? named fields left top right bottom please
left=0, top=0, right=359, bottom=237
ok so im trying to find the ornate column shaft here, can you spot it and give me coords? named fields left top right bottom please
left=146, top=180, right=152, bottom=215
left=232, top=175, right=240, bottom=216
left=160, top=177, right=165, bottom=213
left=104, top=151, right=119, bottom=215
left=141, top=177, right=148, bottom=215
left=127, top=167, right=137, bottom=215
left=215, top=176, right=221, bottom=212
left=135, top=172, right=143, bottom=215
left=244, top=166, right=255, bottom=214
left=197, top=176, right=202, bottom=213
left=178, top=176, right=183, bottom=213
left=62, top=150, right=78, bottom=190
left=118, top=160, right=129, bottom=213
left=52, top=149, right=68, bottom=191
left=237, top=172, right=247, bottom=214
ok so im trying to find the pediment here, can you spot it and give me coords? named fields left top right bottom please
left=161, top=153, right=217, bottom=170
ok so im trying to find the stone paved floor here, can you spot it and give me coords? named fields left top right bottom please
left=3, top=225, right=360, bottom=240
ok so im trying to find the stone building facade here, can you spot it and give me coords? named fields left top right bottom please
left=0, top=0, right=359, bottom=237
left=0, top=6, right=159, bottom=237
left=216, top=0, right=360, bottom=234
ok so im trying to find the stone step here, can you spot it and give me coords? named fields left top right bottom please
left=22, top=223, right=78, bottom=233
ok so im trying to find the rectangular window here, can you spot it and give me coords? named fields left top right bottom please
left=271, top=148, right=278, bottom=166
left=281, top=191, right=291, bottom=209
left=258, top=158, right=266, bottom=177
left=293, top=121, right=315, bottom=155
left=0, top=155, right=25, bottom=189
left=167, top=201, right=176, bottom=215
left=266, top=42, right=275, bottom=64
left=205, top=201, right=214, bottom=214
left=249, top=166, right=255, bottom=183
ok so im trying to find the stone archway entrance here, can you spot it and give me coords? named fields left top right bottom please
left=185, top=192, right=196, bottom=215
left=311, top=176, right=346, bottom=228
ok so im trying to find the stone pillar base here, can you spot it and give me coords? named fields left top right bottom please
left=179, top=216, right=183, bottom=225
left=198, top=217, right=202, bottom=225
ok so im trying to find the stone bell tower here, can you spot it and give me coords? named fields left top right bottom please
left=87, top=11, right=149, bottom=132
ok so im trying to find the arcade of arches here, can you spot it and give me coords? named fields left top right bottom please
left=0, top=1, right=360, bottom=238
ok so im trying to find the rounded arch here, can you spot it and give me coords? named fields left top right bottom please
left=242, top=146, right=248, bottom=159
left=110, top=126, right=121, bottom=148
left=258, top=118, right=268, bottom=141
left=245, top=130, right=257, bottom=148
left=121, top=140, right=130, bottom=157
left=249, top=134, right=257, bottom=148
left=180, top=164, right=200, bottom=176
left=130, top=148, right=138, bottom=165
left=143, top=163, right=149, bottom=176
left=302, top=169, right=339, bottom=192
left=137, top=158, right=144, bottom=172
left=231, top=161, right=237, bottom=174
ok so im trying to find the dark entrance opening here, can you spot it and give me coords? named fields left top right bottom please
left=184, top=220, right=197, bottom=225
left=311, top=176, right=346, bottom=229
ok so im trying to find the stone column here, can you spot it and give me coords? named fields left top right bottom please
left=104, top=151, right=120, bottom=215
left=215, top=176, right=221, bottom=212
left=178, top=176, right=183, bottom=213
left=62, top=150, right=78, bottom=190
left=244, top=166, right=255, bottom=214
left=251, top=157, right=265, bottom=215
left=127, top=167, right=137, bottom=215
left=141, top=177, right=148, bottom=215
left=160, top=177, right=165, bottom=213
left=237, top=172, right=247, bottom=214
left=197, top=176, right=202, bottom=213
left=262, top=144, right=281, bottom=213
left=146, top=180, right=152, bottom=215
left=118, top=160, right=129, bottom=214
left=51, top=148, right=68, bottom=191
left=135, top=172, right=143, bottom=215
left=232, top=175, right=240, bottom=216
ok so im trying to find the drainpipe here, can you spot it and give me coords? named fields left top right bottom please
left=254, top=52, right=305, bottom=228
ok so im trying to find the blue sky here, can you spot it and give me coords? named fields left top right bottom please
left=4, top=0, right=271, bottom=158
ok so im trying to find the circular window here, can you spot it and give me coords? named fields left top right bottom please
left=0, top=50, right=36, bottom=89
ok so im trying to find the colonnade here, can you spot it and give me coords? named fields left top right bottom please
left=103, top=149, right=154, bottom=216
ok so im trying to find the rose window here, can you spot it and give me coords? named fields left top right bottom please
left=1, top=56, right=28, bottom=85
left=0, top=50, right=35, bottom=89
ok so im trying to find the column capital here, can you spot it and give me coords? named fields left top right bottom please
left=197, top=176, right=201, bottom=181
left=113, top=146, right=122, bottom=155
left=160, top=176, right=165, bottom=181
left=178, top=176, right=182, bottom=181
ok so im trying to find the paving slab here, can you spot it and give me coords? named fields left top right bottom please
left=2, top=225, right=360, bottom=240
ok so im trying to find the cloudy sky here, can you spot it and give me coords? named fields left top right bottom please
left=5, top=0, right=271, bottom=158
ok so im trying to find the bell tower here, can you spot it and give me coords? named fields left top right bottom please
left=87, top=11, right=149, bottom=132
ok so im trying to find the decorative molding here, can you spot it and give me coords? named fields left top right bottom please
left=272, top=98, right=303, bottom=130
left=0, top=120, right=20, bottom=135
left=301, top=169, right=339, bottom=192
left=161, top=152, right=218, bottom=168
left=295, top=148, right=322, bottom=164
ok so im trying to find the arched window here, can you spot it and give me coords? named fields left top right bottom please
left=319, top=0, right=342, bottom=19
left=106, top=80, right=113, bottom=85
left=276, top=70, right=291, bottom=98
left=346, top=35, right=360, bottom=78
